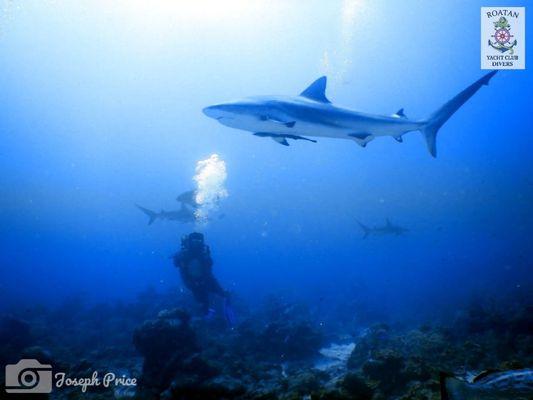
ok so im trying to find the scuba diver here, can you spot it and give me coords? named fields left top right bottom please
left=173, top=232, right=234, bottom=324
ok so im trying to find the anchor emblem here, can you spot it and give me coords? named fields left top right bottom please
left=488, top=17, right=517, bottom=54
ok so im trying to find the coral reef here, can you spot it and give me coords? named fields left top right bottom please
left=133, top=308, right=200, bottom=397
left=0, top=316, right=33, bottom=366
left=2, top=291, right=530, bottom=399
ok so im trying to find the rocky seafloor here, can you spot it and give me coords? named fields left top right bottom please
left=1, top=289, right=531, bottom=400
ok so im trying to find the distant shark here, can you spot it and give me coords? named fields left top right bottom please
left=136, top=204, right=195, bottom=225
left=176, top=190, right=198, bottom=207
left=203, top=71, right=497, bottom=157
left=177, top=189, right=225, bottom=209
left=357, top=219, right=408, bottom=238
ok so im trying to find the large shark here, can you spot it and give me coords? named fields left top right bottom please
left=136, top=204, right=196, bottom=225
left=203, top=71, right=497, bottom=157
left=357, top=219, right=408, bottom=238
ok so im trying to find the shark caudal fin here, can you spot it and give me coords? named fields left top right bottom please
left=357, top=220, right=371, bottom=239
left=136, top=204, right=158, bottom=225
left=421, top=71, right=497, bottom=157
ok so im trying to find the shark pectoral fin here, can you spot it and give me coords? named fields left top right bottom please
left=255, top=133, right=289, bottom=145
left=260, top=116, right=296, bottom=128
left=393, top=136, right=403, bottom=143
left=254, top=132, right=289, bottom=145
left=348, top=133, right=374, bottom=147
left=254, top=132, right=314, bottom=145
left=285, top=134, right=317, bottom=143
left=271, top=136, right=289, bottom=146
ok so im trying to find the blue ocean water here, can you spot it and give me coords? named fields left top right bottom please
left=0, top=0, right=531, bottom=327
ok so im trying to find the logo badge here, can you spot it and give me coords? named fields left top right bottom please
left=481, top=7, right=525, bottom=69
left=5, top=359, right=53, bottom=394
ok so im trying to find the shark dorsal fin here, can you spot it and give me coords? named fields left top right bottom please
left=393, top=108, right=407, bottom=118
left=300, top=76, right=330, bottom=103
left=472, top=370, right=500, bottom=383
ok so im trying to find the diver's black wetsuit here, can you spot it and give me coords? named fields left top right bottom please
left=173, top=233, right=228, bottom=314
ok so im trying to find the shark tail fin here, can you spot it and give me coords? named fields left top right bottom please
left=357, top=220, right=371, bottom=239
left=136, top=204, right=158, bottom=225
left=421, top=71, right=497, bottom=157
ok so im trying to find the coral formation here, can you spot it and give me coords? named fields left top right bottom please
left=1, top=293, right=530, bottom=399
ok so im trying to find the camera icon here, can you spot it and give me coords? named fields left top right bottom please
left=5, top=359, right=53, bottom=394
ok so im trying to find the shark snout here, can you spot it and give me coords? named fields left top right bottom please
left=202, top=105, right=221, bottom=119
left=203, top=103, right=238, bottom=123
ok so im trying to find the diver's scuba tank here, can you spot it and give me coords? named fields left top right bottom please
left=181, top=232, right=210, bottom=257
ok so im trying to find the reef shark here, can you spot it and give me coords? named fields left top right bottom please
left=176, top=190, right=198, bottom=208
left=440, top=369, right=533, bottom=400
left=203, top=71, right=497, bottom=157
left=136, top=204, right=195, bottom=225
left=357, top=219, right=408, bottom=238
